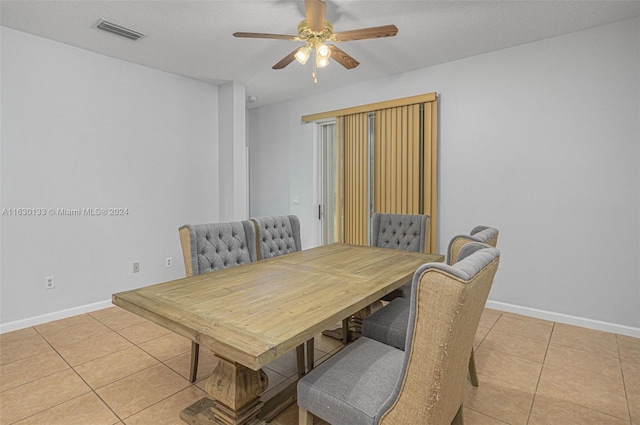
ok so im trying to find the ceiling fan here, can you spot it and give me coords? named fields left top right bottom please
left=233, top=0, right=398, bottom=83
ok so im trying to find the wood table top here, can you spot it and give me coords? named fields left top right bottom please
left=113, top=243, right=444, bottom=370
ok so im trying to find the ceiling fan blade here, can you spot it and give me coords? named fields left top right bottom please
left=333, top=25, right=398, bottom=42
left=305, top=0, right=326, bottom=32
left=272, top=48, right=302, bottom=69
left=233, top=32, right=297, bottom=41
left=328, top=45, right=359, bottom=69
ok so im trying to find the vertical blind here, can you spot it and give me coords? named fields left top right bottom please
left=303, top=93, right=438, bottom=253
left=342, top=113, right=369, bottom=245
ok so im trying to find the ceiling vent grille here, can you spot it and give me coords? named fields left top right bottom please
left=96, top=19, right=144, bottom=40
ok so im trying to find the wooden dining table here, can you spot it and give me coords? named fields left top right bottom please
left=112, top=243, right=444, bottom=425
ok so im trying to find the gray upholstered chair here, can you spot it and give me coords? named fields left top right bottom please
left=249, top=215, right=302, bottom=260
left=362, top=225, right=499, bottom=387
left=178, top=220, right=257, bottom=382
left=372, top=212, right=430, bottom=300
left=298, top=243, right=500, bottom=425
left=248, top=215, right=312, bottom=375
left=324, top=213, right=431, bottom=344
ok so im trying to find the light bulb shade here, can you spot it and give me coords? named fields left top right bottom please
left=315, top=54, right=330, bottom=68
left=316, top=43, right=331, bottom=58
left=295, top=46, right=312, bottom=65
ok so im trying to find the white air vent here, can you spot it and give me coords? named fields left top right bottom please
left=96, top=19, right=144, bottom=40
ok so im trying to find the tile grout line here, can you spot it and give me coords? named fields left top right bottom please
left=617, top=334, right=634, bottom=425
left=16, top=321, right=127, bottom=425
left=87, top=314, right=196, bottom=423
left=524, top=320, right=555, bottom=425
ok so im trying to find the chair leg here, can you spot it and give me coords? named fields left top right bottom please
left=452, top=405, right=464, bottom=425
left=190, top=341, right=199, bottom=383
left=306, top=338, right=315, bottom=372
left=469, top=349, right=479, bottom=387
left=299, top=407, right=313, bottom=425
left=342, top=318, right=350, bottom=344
left=296, top=344, right=305, bottom=378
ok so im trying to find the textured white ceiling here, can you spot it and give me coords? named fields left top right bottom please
left=2, top=1, right=639, bottom=107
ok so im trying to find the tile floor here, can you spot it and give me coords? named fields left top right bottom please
left=1, top=307, right=639, bottom=425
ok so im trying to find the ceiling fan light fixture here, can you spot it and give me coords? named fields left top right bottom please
left=316, top=43, right=330, bottom=58
left=315, top=53, right=330, bottom=68
left=295, top=45, right=312, bottom=65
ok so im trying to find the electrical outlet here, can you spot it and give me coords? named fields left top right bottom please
left=45, top=276, right=55, bottom=289
left=133, top=262, right=140, bottom=273
left=166, top=257, right=172, bottom=268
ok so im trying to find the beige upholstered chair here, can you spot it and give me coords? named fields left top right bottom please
left=448, top=226, right=499, bottom=266
left=362, top=225, right=499, bottom=387
left=178, top=221, right=256, bottom=382
left=298, top=243, right=500, bottom=425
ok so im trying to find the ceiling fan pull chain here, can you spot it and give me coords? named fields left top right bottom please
left=313, top=60, right=318, bottom=84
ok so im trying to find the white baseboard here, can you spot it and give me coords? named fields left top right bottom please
left=0, top=299, right=113, bottom=334
left=2, top=298, right=639, bottom=339
left=486, top=300, right=640, bottom=339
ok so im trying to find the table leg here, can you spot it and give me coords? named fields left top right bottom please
left=181, top=355, right=269, bottom=425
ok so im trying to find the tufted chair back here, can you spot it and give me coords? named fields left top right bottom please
left=250, top=215, right=302, bottom=260
left=178, top=221, right=257, bottom=277
left=447, top=225, right=499, bottom=265
left=371, top=213, right=430, bottom=253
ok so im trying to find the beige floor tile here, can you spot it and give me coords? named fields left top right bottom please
left=313, top=333, right=344, bottom=354
left=464, top=375, right=535, bottom=425
left=618, top=336, right=640, bottom=365
left=138, top=332, right=191, bottom=361
left=2, top=307, right=636, bottom=425
left=260, top=375, right=297, bottom=405
left=551, top=323, right=618, bottom=358
left=0, top=333, right=53, bottom=366
left=537, top=363, right=629, bottom=420
left=462, top=407, right=510, bottom=424
left=622, top=359, right=640, bottom=424
left=38, top=319, right=113, bottom=350
left=474, top=346, right=543, bottom=391
left=56, top=330, right=133, bottom=366
left=124, top=386, right=208, bottom=425
left=269, top=403, right=329, bottom=425
left=480, top=328, right=549, bottom=363
left=474, top=325, right=491, bottom=347
left=96, top=308, right=150, bottom=331
left=116, top=320, right=172, bottom=345
left=74, top=346, right=158, bottom=389
left=0, top=327, right=39, bottom=345
left=0, top=348, right=69, bottom=392
left=163, top=347, right=219, bottom=382
left=492, top=314, right=553, bottom=342
left=264, top=348, right=301, bottom=378
left=13, top=392, right=120, bottom=425
left=529, top=394, right=631, bottom=425
left=0, top=369, right=91, bottom=424
left=263, top=366, right=288, bottom=392
left=478, top=309, right=502, bottom=329
left=34, top=314, right=99, bottom=334
left=618, top=334, right=640, bottom=346
left=544, top=343, right=624, bottom=387
left=96, top=363, right=190, bottom=419
left=88, top=306, right=122, bottom=321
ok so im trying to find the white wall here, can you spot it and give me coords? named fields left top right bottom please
left=218, top=81, right=248, bottom=221
left=0, top=28, right=220, bottom=328
left=248, top=18, right=640, bottom=333
left=247, top=104, right=315, bottom=248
